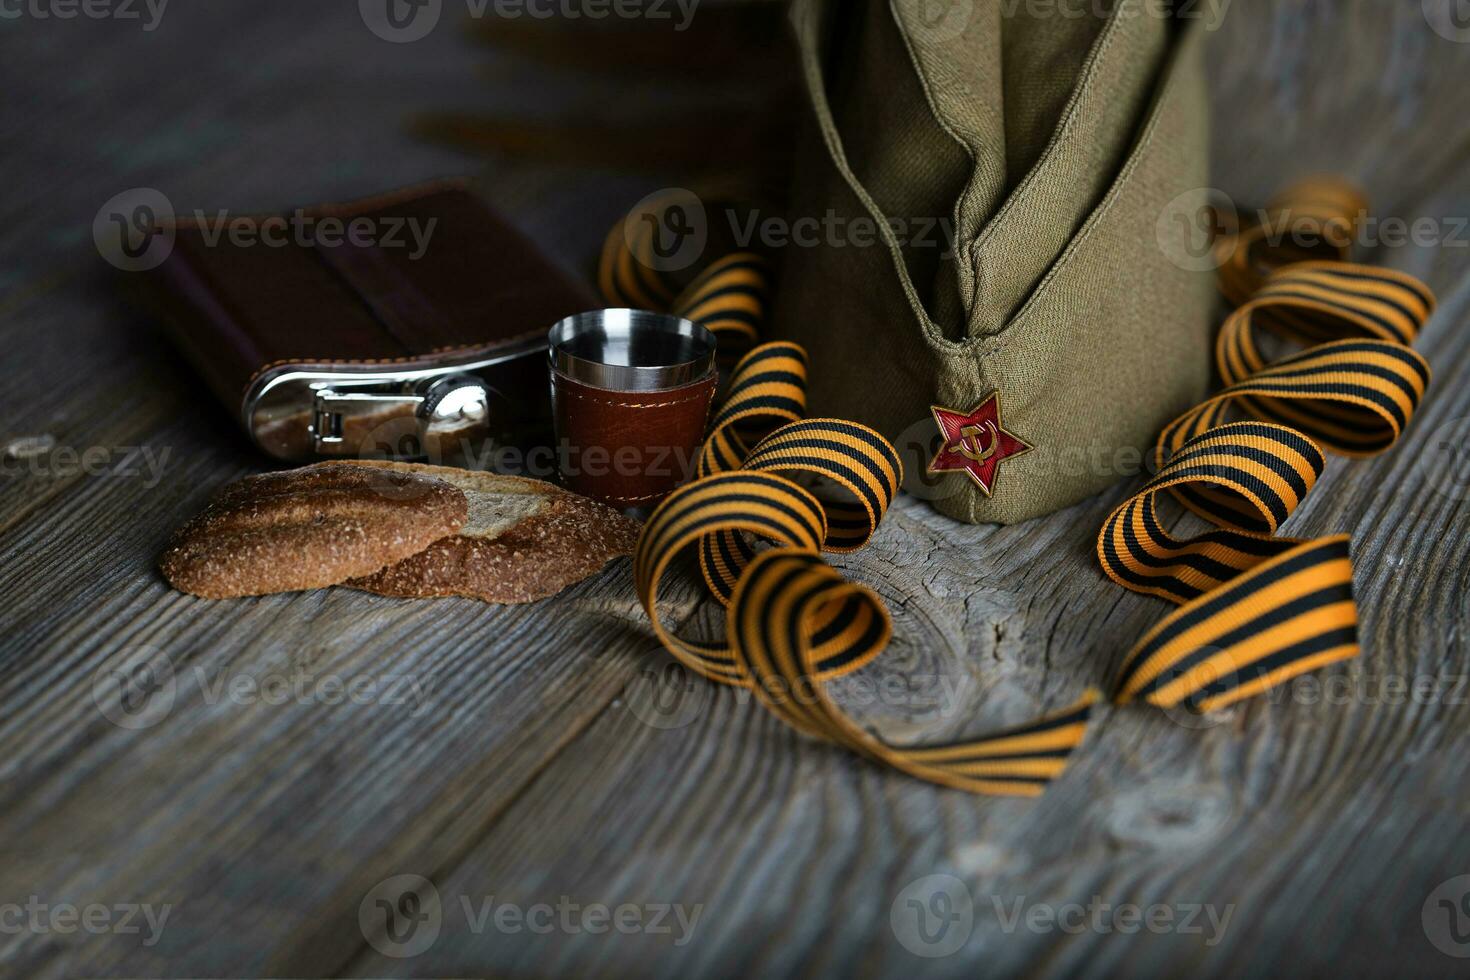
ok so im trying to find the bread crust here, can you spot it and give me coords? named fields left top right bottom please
left=344, top=461, right=642, bottom=604
left=159, top=463, right=467, bottom=599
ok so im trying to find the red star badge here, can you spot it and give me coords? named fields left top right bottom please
left=928, top=393, right=1034, bottom=496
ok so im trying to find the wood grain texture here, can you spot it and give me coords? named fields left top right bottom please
left=1, top=2, right=1468, bottom=978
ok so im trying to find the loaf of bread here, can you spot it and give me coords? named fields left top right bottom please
left=159, top=463, right=468, bottom=599
left=344, top=461, right=641, bottom=604
left=159, top=461, right=640, bottom=604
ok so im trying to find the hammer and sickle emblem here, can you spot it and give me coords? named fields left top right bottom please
left=928, top=395, right=1032, bottom=494
left=953, top=420, right=999, bottom=462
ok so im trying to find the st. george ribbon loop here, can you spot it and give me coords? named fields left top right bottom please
left=1099, top=177, right=1434, bottom=716
left=601, top=177, right=1435, bottom=796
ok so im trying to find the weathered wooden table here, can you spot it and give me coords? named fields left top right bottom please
left=3, top=3, right=1468, bottom=977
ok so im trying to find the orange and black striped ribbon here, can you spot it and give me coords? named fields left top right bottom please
left=602, top=177, right=1434, bottom=795
left=1100, top=179, right=1433, bottom=713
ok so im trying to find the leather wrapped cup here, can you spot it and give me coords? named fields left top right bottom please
left=549, top=309, right=717, bottom=509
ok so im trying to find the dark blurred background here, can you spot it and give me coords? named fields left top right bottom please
left=3, top=0, right=1468, bottom=298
